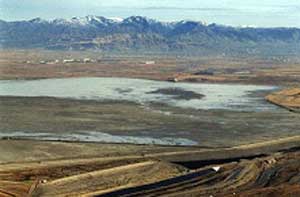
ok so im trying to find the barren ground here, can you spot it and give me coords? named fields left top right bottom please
left=1, top=96, right=300, bottom=147
left=0, top=50, right=300, bottom=196
left=0, top=138, right=300, bottom=196
left=266, top=88, right=300, bottom=112
left=1, top=50, right=300, bottom=86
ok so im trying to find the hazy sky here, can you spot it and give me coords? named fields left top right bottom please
left=0, top=0, right=299, bottom=27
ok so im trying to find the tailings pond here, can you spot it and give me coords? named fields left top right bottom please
left=0, top=77, right=278, bottom=111
left=1, top=77, right=299, bottom=147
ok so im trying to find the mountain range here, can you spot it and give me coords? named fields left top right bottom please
left=0, top=16, right=299, bottom=56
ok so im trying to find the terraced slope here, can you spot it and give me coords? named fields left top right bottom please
left=0, top=139, right=300, bottom=196
left=0, top=154, right=186, bottom=197
left=98, top=150, right=300, bottom=197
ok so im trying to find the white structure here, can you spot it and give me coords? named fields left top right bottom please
left=145, top=61, right=155, bottom=65
left=212, top=166, right=221, bottom=172
left=83, top=58, right=92, bottom=63
left=63, top=59, right=75, bottom=63
left=46, top=59, right=60, bottom=65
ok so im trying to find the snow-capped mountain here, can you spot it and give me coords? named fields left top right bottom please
left=0, top=16, right=299, bottom=56
left=31, top=15, right=123, bottom=27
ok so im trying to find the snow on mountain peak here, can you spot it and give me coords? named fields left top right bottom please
left=28, top=16, right=205, bottom=28
left=68, top=16, right=124, bottom=26
left=29, top=17, right=49, bottom=24
left=107, top=17, right=124, bottom=23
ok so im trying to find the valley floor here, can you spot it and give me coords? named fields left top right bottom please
left=1, top=50, right=300, bottom=196
left=1, top=50, right=300, bottom=86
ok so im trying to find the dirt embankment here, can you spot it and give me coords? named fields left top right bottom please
left=1, top=138, right=300, bottom=197
left=266, top=88, right=300, bottom=112
left=97, top=150, right=300, bottom=197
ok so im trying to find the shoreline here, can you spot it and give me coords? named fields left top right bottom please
left=0, top=75, right=284, bottom=86
left=1, top=134, right=300, bottom=163
left=266, top=88, right=300, bottom=112
left=0, top=75, right=293, bottom=87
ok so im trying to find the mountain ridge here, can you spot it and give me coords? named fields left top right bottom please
left=0, top=16, right=299, bottom=56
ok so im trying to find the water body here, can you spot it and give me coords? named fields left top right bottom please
left=0, top=77, right=277, bottom=111
left=0, top=131, right=198, bottom=146
left=0, top=77, right=285, bottom=146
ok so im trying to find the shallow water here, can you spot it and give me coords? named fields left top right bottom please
left=0, top=131, right=198, bottom=146
left=0, top=77, right=278, bottom=111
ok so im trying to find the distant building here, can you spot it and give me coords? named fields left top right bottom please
left=45, top=59, right=59, bottom=65
left=63, top=59, right=75, bottom=63
left=46, top=60, right=59, bottom=65
left=234, top=71, right=251, bottom=75
left=83, top=58, right=92, bottom=63
left=145, top=61, right=155, bottom=65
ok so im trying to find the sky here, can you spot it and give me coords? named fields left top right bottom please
left=0, top=0, right=299, bottom=27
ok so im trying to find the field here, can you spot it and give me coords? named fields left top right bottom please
left=0, top=50, right=300, bottom=86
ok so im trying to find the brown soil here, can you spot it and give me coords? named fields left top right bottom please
left=1, top=50, right=300, bottom=196
left=1, top=50, right=300, bottom=86
left=0, top=138, right=300, bottom=197
left=266, top=88, right=300, bottom=112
